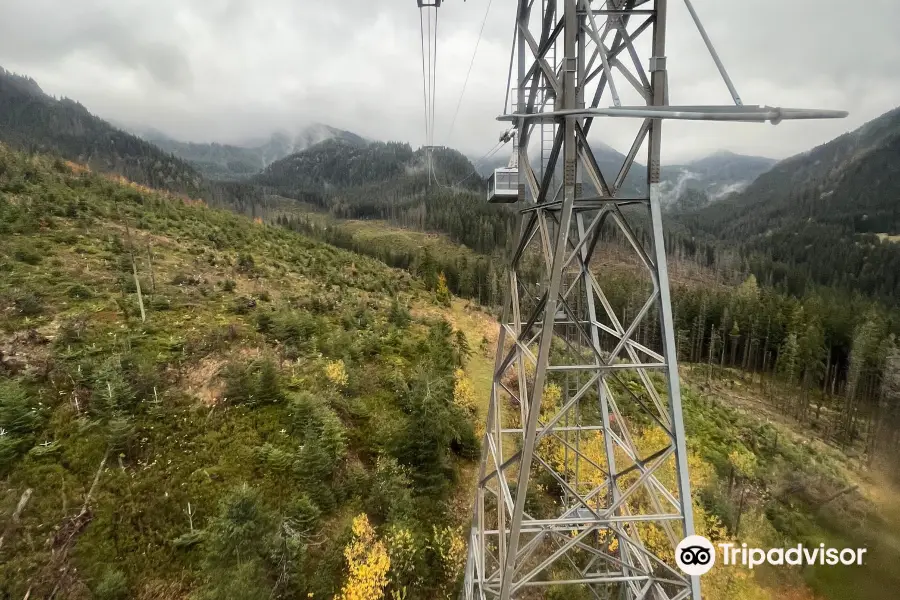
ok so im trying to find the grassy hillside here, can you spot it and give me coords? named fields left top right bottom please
left=0, top=144, right=485, bottom=599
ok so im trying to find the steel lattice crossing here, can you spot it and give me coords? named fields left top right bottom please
left=460, top=1, right=846, bottom=599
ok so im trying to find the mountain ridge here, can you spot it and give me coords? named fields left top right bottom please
left=673, top=104, right=900, bottom=301
left=661, top=151, right=778, bottom=209
left=252, top=138, right=483, bottom=203
left=681, top=105, right=900, bottom=238
left=137, top=124, right=366, bottom=180
left=0, top=66, right=207, bottom=198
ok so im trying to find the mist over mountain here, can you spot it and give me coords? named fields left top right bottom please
left=675, top=105, right=900, bottom=301
left=682, top=106, right=900, bottom=238
left=661, top=151, right=778, bottom=209
left=136, top=124, right=366, bottom=180
left=473, top=143, right=775, bottom=208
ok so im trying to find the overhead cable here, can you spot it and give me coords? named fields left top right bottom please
left=447, top=0, right=495, bottom=141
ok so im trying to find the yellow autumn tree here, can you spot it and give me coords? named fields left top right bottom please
left=337, top=514, right=391, bottom=600
left=429, top=525, right=467, bottom=592
left=435, top=272, right=451, bottom=307
left=453, top=369, right=477, bottom=415
left=540, top=382, right=562, bottom=420
left=545, top=423, right=723, bottom=563
left=325, top=359, right=349, bottom=389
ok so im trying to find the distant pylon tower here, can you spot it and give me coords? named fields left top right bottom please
left=461, top=1, right=846, bottom=599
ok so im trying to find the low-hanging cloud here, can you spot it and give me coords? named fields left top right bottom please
left=0, top=0, right=897, bottom=163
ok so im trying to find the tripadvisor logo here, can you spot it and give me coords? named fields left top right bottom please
left=676, top=535, right=716, bottom=576
left=675, top=536, right=867, bottom=576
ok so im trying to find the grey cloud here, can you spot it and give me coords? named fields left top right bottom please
left=93, top=39, right=193, bottom=90
left=0, top=0, right=897, bottom=163
left=0, top=0, right=193, bottom=89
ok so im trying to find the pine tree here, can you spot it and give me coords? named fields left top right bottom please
left=454, top=330, right=471, bottom=367
left=729, top=320, right=741, bottom=367
left=777, top=332, right=800, bottom=385
left=844, top=316, right=880, bottom=443
left=256, top=359, right=283, bottom=404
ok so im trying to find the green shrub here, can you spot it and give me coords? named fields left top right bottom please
left=66, top=284, right=94, bottom=299
left=0, top=381, right=43, bottom=436
left=223, top=358, right=283, bottom=406
left=90, top=357, right=136, bottom=419
left=202, top=483, right=274, bottom=569
left=171, top=272, right=201, bottom=286
left=255, top=310, right=274, bottom=333
left=237, top=253, right=255, bottom=273
left=150, top=296, right=171, bottom=310
left=0, top=435, right=22, bottom=475
left=287, top=493, right=321, bottom=534
left=93, top=568, right=128, bottom=600
left=14, top=293, right=43, bottom=316
left=12, top=247, right=41, bottom=265
left=231, top=296, right=256, bottom=315
left=389, top=298, right=411, bottom=327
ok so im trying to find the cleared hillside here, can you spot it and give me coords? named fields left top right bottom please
left=0, top=144, right=480, bottom=599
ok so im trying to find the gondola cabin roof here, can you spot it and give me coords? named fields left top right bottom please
left=488, top=167, right=519, bottom=204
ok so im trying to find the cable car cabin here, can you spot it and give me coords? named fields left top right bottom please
left=487, top=167, right=519, bottom=203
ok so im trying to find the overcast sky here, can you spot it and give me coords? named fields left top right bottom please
left=0, top=0, right=897, bottom=163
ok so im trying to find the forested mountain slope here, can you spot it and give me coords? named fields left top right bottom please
left=675, top=106, right=900, bottom=301
left=251, top=140, right=517, bottom=255
left=0, top=68, right=262, bottom=213
left=661, top=150, right=777, bottom=209
left=0, top=68, right=205, bottom=197
left=254, top=138, right=410, bottom=193
left=254, top=139, right=481, bottom=195
left=0, top=144, right=479, bottom=599
left=682, top=106, right=900, bottom=237
left=140, top=125, right=366, bottom=180
left=138, top=136, right=264, bottom=181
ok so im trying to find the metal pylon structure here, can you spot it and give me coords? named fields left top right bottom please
left=461, top=1, right=846, bottom=599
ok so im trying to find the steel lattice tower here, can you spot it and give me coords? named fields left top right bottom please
left=461, top=1, right=846, bottom=599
